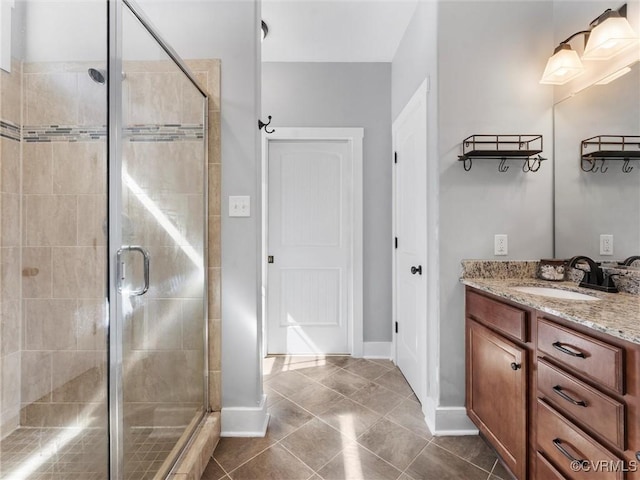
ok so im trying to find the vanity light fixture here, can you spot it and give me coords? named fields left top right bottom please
left=583, top=6, right=637, bottom=60
left=540, top=41, right=587, bottom=85
left=540, top=3, right=638, bottom=85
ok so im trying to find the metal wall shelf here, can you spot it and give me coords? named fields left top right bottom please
left=581, top=135, right=640, bottom=173
left=458, top=134, right=546, bottom=172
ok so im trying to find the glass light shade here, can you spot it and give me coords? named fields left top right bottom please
left=583, top=16, right=638, bottom=60
left=540, top=45, right=585, bottom=85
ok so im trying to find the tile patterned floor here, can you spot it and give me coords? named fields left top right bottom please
left=205, top=356, right=512, bottom=480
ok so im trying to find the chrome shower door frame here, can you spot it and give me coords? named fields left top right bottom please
left=107, top=1, right=209, bottom=477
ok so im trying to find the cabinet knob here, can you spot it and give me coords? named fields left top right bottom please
left=510, top=362, right=521, bottom=371
left=636, top=452, right=640, bottom=462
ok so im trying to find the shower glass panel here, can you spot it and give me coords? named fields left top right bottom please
left=118, top=4, right=207, bottom=479
left=0, top=1, right=109, bottom=478
left=0, top=1, right=208, bottom=478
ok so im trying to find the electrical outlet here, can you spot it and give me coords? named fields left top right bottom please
left=600, top=234, right=614, bottom=256
left=494, top=234, right=508, bottom=256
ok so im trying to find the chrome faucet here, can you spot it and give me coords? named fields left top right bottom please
left=621, top=256, right=640, bottom=267
left=567, top=255, right=618, bottom=293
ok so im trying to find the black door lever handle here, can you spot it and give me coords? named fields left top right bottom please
left=411, top=265, right=422, bottom=275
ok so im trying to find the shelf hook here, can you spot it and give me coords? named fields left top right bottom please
left=498, top=158, right=509, bottom=173
left=462, top=157, right=472, bottom=171
left=581, top=158, right=596, bottom=173
left=529, top=156, right=543, bottom=172
left=598, top=158, right=608, bottom=173
left=258, top=115, right=275, bottom=134
left=622, top=158, right=634, bottom=173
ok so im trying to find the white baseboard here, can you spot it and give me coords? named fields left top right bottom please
left=221, top=394, right=270, bottom=437
left=362, top=341, right=392, bottom=359
left=423, top=398, right=478, bottom=436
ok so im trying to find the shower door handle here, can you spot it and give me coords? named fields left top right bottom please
left=116, top=246, right=150, bottom=296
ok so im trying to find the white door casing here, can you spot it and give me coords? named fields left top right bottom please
left=262, top=128, right=363, bottom=356
left=393, top=80, right=428, bottom=403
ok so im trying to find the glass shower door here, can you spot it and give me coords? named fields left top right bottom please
left=115, top=4, right=208, bottom=479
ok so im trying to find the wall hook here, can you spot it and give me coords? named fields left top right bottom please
left=498, top=158, right=509, bottom=172
left=258, top=115, right=275, bottom=134
left=622, top=158, right=634, bottom=173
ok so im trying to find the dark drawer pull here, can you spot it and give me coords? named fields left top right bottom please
left=552, top=341, right=586, bottom=359
left=552, top=385, right=587, bottom=407
left=553, top=438, right=588, bottom=467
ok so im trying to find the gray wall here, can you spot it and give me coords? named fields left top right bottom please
left=437, top=1, right=554, bottom=406
left=262, top=62, right=392, bottom=342
left=392, top=1, right=555, bottom=408
left=138, top=0, right=264, bottom=410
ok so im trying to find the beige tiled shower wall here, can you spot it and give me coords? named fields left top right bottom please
left=20, top=62, right=108, bottom=430
left=0, top=58, right=23, bottom=439
left=185, top=59, right=222, bottom=416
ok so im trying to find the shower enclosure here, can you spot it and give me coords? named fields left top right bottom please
left=0, top=1, right=210, bottom=478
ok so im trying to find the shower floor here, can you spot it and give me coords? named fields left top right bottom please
left=0, top=426, right=182, bottom=480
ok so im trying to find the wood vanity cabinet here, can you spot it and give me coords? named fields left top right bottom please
left=465, top=286, right=640, bottom=480
left=466, top=289, right=531, bottom=479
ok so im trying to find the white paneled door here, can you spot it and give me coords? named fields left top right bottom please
left=393, top=81, right=428, bottom=399
left=267, top=138, right=354, bottom=354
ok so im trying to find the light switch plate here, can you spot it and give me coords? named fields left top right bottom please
left=229, top=196, right=250, bottom=217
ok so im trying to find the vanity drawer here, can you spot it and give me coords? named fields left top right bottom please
left=537, top=318, right=624, bottom=394
left=537, top=400, right=624, bottom=480
left=466, top=290, right=527, bottom=341
left=537, top=359, right=625, bottom=449
left=536, top=451, right=567, bottom=479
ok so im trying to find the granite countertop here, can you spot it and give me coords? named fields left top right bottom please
left=462, top=276, right=640, bottom=345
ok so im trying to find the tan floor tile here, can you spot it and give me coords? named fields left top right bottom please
left=324, top=355, right=361, bottom=368
left=431, top=435, right=497, bottom=472
left=319, top=369, right=370, bottom=396
left=264, top=370, right=317, bottom=397
left=229, top=444, right=313, bottom=480
left=357, top=418, right=429, bottom=470
left=317, top=442, right=401, bottom=480
left=280, top=418, right=354, bottom=471
left=366, top=359, right=395, bottom=370
left=385, top=399, right=432, bottom=440
left=343, top=359, right=392, bottom=381
left=267, top=398, right=314, bottom=440
left=374, top=369, right=414, bottom=397
left=316, top=397, right=382, bottom=440
left=201, top=458, right=227, bottom=480
left=264, top=384, right=285, bottom=407
left=288, top=382, right=344, bottom=415
left=296, top=362, right=342, bottom=381
left=348, top=383, right=405, bottom=415
left=406, top=443, right=488, bottom=480
left=212, top=436, right=276, bottom=473
left=491, top=458, right=514, bottom=479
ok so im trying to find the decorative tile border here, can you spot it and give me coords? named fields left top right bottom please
left=23, top=125, right=106, bottom=143
left=126, top=124, right=205, bottom=142
left=13, top=123, right=205, bottom=143
left=0, top=120, right=21, bottom=142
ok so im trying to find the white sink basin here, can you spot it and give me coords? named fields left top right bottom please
left=512, top=286, right=600, bottom=301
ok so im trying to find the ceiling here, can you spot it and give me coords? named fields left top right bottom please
left=261, top=0, right=419, bottom=63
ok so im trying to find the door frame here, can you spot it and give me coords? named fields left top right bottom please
left=261, top=127, right=364, bottom=357
left=392, top=79, right=430, bottom=406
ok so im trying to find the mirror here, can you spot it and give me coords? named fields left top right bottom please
left=553, top=61, right=640, bottom=261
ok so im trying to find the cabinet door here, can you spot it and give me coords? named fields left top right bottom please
left=467, top=320, right=527, bottom=479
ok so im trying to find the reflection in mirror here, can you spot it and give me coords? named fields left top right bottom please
left=554, top=61, right=640, bottom=261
